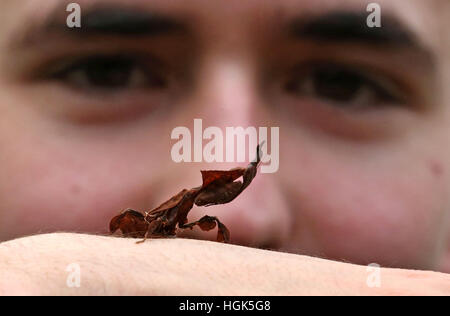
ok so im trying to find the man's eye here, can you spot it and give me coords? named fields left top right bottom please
left=284, top=64, right=403, bottom=108
left=52, top=56, right=167, bottom=92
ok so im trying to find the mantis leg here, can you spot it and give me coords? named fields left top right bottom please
left=179, top=215, right=230, bottom=243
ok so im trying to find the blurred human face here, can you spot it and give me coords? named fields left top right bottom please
left=0, top=0, right=449, bottom=271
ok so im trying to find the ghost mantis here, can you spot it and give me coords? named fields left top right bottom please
left=110, top=143, right=264, bottom=243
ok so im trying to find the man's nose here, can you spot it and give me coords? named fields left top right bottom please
left=174, top=57, right=291, bottom=249
left=194, top=55, right=261, bottom=124
left=189, top=56, right=271, bottom=165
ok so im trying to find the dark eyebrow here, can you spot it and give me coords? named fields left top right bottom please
left=15, top=5, right=186, bottom=47
left=50, top=6, right=184, bottom=36
left=63, top=6, right=184, bottom=36
left=289, top=11, right=417, bottom=48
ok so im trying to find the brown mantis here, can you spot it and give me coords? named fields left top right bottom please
left=109, top=143, right=264, bottom=243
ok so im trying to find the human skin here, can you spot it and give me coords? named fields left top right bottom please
left=1, top=233, right=449, bottom=295
left=0, top=0, right=450, bottom=294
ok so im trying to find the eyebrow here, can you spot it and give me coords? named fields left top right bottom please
left=16, top=5, right=186, bottom=47
left=62, top=6, right=184, bottom=36
left=289, top=11, right=419, bottom=48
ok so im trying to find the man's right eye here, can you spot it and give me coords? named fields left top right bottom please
left=52, top=55, right=168, bottom=92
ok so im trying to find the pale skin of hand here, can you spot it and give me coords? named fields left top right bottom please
left=0, top=233, right=449, bottom=296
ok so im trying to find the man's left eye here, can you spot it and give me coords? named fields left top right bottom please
left=284, top=64, right=403, bottom=108
left=52, top=55, right=167, bottom=92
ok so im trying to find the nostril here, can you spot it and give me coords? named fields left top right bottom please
left=257, top=243, right=279, bottom=251
left=229, top=234, right=282, bottom=251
